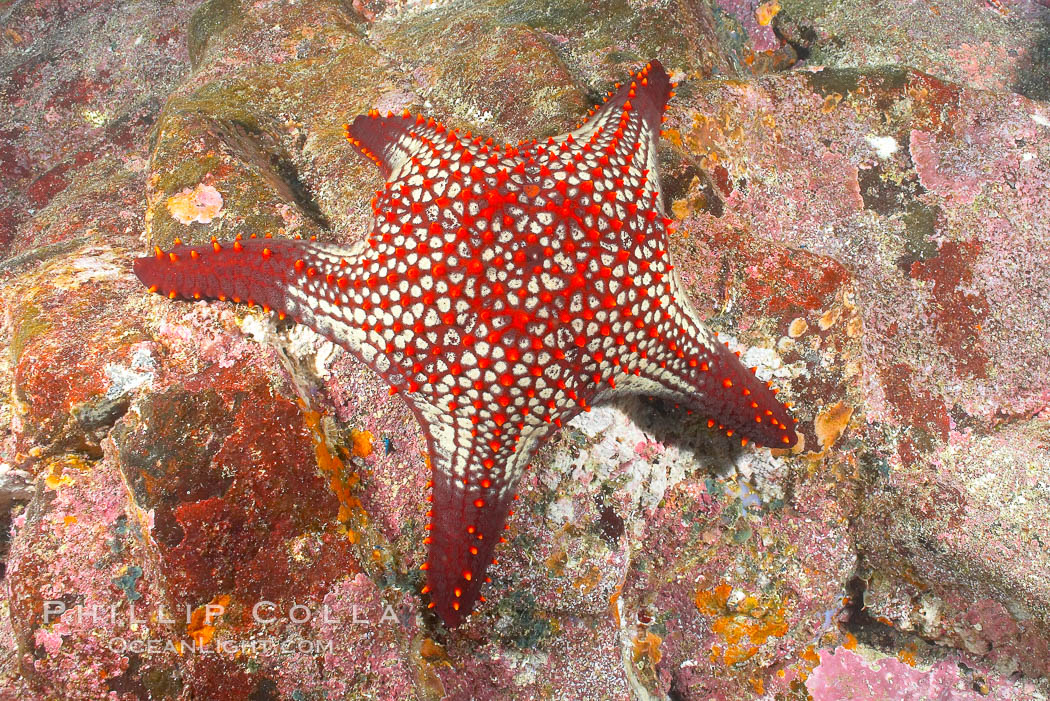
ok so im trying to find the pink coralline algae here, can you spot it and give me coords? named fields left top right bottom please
left=908, top=129, right=982, bottom=204
left=133, top=60, right=797, bottom=627
left=806, top=647, right=1045, bottom=701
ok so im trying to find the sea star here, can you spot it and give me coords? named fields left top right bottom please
left=134, top=60, right=798, bottom=628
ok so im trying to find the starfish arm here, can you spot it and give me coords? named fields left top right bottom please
left=572, top=59, right=672, bottom=149
left=345, top=111, right=462, bottom=180
left=132, top=238, right=412, bottom=372
left=415, top=405, right=556, bottom=626
left=563, top=60, right=673, bottom=209
left=627, top=290, right=798, bottom=448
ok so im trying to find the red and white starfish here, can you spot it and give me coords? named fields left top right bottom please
left=134, top=60, right=797, bottom=627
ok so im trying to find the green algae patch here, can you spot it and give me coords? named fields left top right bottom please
left=146, top=41, right=390, bottom=248
left=188, top=0, right=247, bottom=68
left=10, top=302, right=50, bottom=364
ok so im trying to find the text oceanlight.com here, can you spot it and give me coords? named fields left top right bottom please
left=107, top=636, right=336, bottom=656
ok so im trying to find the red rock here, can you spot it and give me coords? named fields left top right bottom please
left=113, top=364, right=357, bottom=614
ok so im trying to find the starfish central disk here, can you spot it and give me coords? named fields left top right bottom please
left=134, top=60, right=798, bottom=628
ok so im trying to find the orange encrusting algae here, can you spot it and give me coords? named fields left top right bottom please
left=303, top=407, right=368, bottom=543
left=696, top=583, right=790, bottom=666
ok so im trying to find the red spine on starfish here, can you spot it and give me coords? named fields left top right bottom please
left=134, top=60, right=797, bottom=628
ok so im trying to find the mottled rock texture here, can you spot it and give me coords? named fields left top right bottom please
left=2, top=0, right=1049, bottom=699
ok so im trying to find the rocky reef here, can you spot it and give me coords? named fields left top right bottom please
left=1, top=0, right=1049, bottom=698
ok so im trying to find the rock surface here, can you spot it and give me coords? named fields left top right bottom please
left=2, top=0, right=1049, bottom=699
